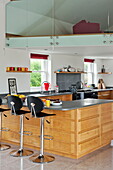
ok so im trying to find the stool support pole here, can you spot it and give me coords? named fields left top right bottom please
left=29, top=117, right=55, bottom=163
left=40, top=118, right=44, bottom=157
left=10, top=114, right=33, bottom=157
left=20, top=115, right=24, bottom=151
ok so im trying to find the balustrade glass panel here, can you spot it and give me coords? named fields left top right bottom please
left=6, top=0, right=54, bottom=49
left=5, top=0, right=113, bottom=48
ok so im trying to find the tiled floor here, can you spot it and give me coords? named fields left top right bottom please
left=0, top=143, right=113, bottom=170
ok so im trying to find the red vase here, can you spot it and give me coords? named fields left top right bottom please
left=44, top=83, right=49, bottom=91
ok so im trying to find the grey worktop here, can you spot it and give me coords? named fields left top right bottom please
left=0, top=91, right=72, bottom=101
left=77, top=88, right=113, bottom=93
left=92, top=88, right=113, bottom=92
left=44, top=99, right=113, bottom=111
left=27, top=92, right=72, bottom=97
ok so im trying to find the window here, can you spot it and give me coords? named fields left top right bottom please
left=30, top=53, right=49, bottom=91
left=84, top=59, right=96, bottom=86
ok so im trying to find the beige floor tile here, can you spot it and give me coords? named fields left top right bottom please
left=0, top=144, right=113, bottom=170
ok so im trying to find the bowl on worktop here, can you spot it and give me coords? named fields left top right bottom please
left=51, top=101, right=62, bottom=106
left=50, top=99, right=62, bottom=106
left=41, top=98, right=62, bottom=106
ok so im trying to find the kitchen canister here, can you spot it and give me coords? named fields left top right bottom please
left=46, top=99, right=50, bottom=107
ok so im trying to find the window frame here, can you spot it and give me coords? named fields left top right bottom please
left=30, top=57, right=49, bottom=92
left=84, top=62, right=95, bottom=85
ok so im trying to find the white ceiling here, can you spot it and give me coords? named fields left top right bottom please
left=6, top=0, right=113, bottom=58
left=25, top=45, right=113, bottom=59
left=7, top=0, right=113, bottom=32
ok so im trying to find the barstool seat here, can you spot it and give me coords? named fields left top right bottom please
left=7, top=95, right=34, bottom=157
left=0, top=97, right=11, bottom=151
left=27, top=96, right=56, bottom=164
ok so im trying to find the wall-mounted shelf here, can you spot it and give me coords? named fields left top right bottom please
left=98, top=72, right=112, bottom=74
left=6, top=71, right=32, bottom=73
left=54, top=71, right=86, bottom=74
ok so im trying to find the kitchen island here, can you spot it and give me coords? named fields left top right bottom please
left=2, top=99, right=113, bottom=159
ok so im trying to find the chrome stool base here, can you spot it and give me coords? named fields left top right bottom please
left=29, top=154, right=55, bottom=164
left=10, top=149, right=33, bottom=157
left=0, top=144, right=11, bottom=151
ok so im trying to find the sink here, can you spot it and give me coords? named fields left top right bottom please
left=77, top=90, right=85, bottom=92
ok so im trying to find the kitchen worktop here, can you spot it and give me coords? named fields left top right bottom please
left=91, top=88, right=113, bottom=92
left=45, top=98, right=113, bottom=110
left=27, top=91, right=72, bottom=97
left=76, top=88, right=113, bottom=94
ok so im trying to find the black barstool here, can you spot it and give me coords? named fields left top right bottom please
left=7, top=96, right=34, bottom=157
left=0, top=97, right=11, bottom=151
left=27, top=96, right=55, bottom=164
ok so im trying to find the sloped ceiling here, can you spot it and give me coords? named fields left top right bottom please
left=6, top=0, right=113, bottom=36
left=6, top=0, right=113, bottom=57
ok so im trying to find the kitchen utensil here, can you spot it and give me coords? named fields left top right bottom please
left=46, top=99, right=50, bottom=107
left=101, top=79, right=106, bottom=89
left=68, top=67, right=75, bottom=72
left=62, top=67, right=67, bottom=72
left=51, top=101, right=62, bottom=106
left=55, top=85, right=59, bottom=93
left=69, top=84, right=77, bottom=93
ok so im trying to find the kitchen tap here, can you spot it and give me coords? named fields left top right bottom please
left=76, top=81, right=84, bottom=89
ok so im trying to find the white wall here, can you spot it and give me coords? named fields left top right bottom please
left=0, top=1, right=84, bottom=93
left=101, top=59, right=113, bottom=86
left=0, top=1, right=30, bottom=93
left=94, top=58, right=102, bottom=86
left=90, top=58, right=113, bottom=87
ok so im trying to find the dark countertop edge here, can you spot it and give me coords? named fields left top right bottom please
left=0, top=88, right=113, bottom=97
left=27, top=92, right=72, bottom=97
left=0, top=91, right=72, bottom=99
left=92, top=89, right=113, bottom=92
left=44, top=99, right=113, bottom=111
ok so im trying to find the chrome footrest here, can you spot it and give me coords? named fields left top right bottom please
left=19, top=131, right=32, bottom=136
left=0, top=127, right=10, bottom=132
left=38, top=135, right=53, bottom=140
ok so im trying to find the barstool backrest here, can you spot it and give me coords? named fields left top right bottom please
left=7, top=96, right=23, bottom=114
left=0, top=97, right=2, bottom=105
left=27, top=96, right=44, bottom=117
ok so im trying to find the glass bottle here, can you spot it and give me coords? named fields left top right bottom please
left=55, top=85, right=59, bottom=93
left=101, top=65, right=105, bottom=73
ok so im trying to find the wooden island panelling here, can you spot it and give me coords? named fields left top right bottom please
left=40, top=94, right=72, bottom=101
left=1, top=101, right=113, bottom=159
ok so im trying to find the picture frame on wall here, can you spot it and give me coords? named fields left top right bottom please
left=8, top=78, right=17, bottom=95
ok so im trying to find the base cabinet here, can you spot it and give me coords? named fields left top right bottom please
left=2, top=102, right=113, bottom=159
left=98, top=91, right=111, bottom=99
left=40, top=94, right=72, bottom=101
